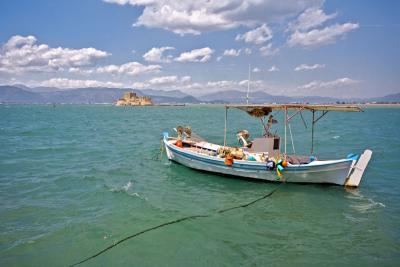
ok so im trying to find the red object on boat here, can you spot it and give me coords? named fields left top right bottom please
left=224, top=154, right=234, bottom=166
left=175, top=140, right=183, bottom=148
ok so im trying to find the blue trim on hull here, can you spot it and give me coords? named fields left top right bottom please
left=165, top=140, right=352, bottom=173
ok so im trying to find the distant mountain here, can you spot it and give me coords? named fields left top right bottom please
left=368, top=93, right=400, bottom=103
left=26, top=86, right=71, bottom=93
left=148, top=94, right=201, bottom=104
left=198, top=90, right=339, bottom=104
left=1, top=85, right=399, bottom=105
left=10, top=84, right=32, bottom=91
left=0, top=85, right=200, bottom=104
left=141, top=89, right=190, bottom=98
left=0, top=85, right=43, bottom=103
left=41, top=88, right=140, bottom=104
left=198, top=90, right=247, bottom=103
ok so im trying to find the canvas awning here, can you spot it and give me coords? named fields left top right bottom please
left=225, top=104, right=362, bottom=117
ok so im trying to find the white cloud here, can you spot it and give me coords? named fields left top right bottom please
left=252, top=67, right=261, bottom=73
left=131, top=81, right=149, bottom=89
left=203, top=79, right=264, bottom=91
left=143, top=46, right=175, bottom=63
left=223, top=49, right=241, bottom=57
left=68, top=67, right=81, bottom=73
left=180, top=76, right=191, bottom=83
left=236, top=24, right=273, bottom=45
left=259, top=44, right=279, bottom=57
left=294, top=63, right=325, bottom=71
left=175, top=47, right=213, bottom=63
left=288, top=23, right=359, bottom=48
left=288, top=8, right=336, bottom=31
left=68, top=67, right=94, bottom=75
left=238, top=79, right=264, bottom=89
left=103, top=0, right=157, bottom=5
left=294, top=77, right=362, bottom=97
left=131, top=75, right=192, bottom=89
left=39, top=78, right=123, bottom=88
left=243, top=48, right=252, bottom=55
left=0, top=35, right=110, bottom=73
left=131, top=77, right=267, bottom=92
left=268, top=66, right=279, bottom=72
left=148, top=75, right=178, bottom=85
left=218, top=48, right=241, bottom=61
left=286, top=7, right=359, bottom=49
left=298, top=77, right=360, bottom=91
left=180, top=79, right=266, bottom=92
left=104, top=0, right=323, bottom=35
left=96, top=61, right=161, bottom=75
left=206, top=80, right=237, bottom=89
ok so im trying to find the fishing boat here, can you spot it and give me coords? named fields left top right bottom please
left=162, top=104, right=372, bottom=187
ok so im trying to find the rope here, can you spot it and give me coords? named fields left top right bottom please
left=218, top=183, right=282, bottom=213
left=69, top=215, right=209, bottom=267
left=151, top=139, right=165, bottom=161
left=69, top=183, right=283, bottom=267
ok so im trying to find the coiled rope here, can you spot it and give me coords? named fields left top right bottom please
left=69, top=183, right=283, bottom=267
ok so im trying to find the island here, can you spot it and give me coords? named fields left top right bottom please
left=116, top=92, right=153, bottom=106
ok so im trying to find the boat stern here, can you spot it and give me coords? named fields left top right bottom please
left=345, top=149, right=373, bottom=187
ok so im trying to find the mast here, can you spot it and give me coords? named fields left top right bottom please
left=246, top=64, right=250, bottom=104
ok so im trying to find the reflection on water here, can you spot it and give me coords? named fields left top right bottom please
left=346, top=188, right=386, bottom=213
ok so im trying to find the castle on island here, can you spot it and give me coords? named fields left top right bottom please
left=116, top=92, right=153, bottom=106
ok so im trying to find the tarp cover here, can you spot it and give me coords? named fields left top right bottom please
left=226, top=104, right=362, bottom=117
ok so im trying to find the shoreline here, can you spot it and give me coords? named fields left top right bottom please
left=1, top=102, right=400, bottom=108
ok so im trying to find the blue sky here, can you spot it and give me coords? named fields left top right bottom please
left=0, top=0, right=399, bottom=98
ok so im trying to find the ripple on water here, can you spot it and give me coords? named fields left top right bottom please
left=105, top=180, right=147, bottom=200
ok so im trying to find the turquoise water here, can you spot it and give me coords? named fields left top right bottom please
left=1, top=105, right=399, bottom=267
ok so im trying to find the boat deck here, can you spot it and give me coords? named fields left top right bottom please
left=172, top=139, right=315, bottom=165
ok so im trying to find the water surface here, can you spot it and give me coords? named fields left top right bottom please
left=0, top=105, right=399, bottom=266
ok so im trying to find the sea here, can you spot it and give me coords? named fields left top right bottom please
left=0, top=104, right=399, bottom=267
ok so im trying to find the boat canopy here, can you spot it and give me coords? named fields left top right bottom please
left=225, top=104, right=362, bottom=117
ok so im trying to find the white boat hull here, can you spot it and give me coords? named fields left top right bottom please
left=164, top=139, right=356, bottom=186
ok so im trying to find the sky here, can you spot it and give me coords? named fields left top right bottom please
left=0, top=0, right=399, bottom=98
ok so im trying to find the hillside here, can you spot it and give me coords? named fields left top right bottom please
left=1, top=85, right=399, bottom=104
left=0, top=86, right=43, bottom=103
left=0, top=86, right=200, bottom=104
left=198, top=90, right=339, bottom=104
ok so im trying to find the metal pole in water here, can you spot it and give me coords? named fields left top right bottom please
left=289, top=123, right=295, bottom=154
left=284, top=107, right=287, bottom=156
left=224, top=107, right=227, bottom=147
left=311, top=110, right=315, bottom=154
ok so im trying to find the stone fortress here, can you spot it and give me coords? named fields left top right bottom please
left=116, top=92, right=153, bottom=106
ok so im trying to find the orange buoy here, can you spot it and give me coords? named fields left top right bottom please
left=282, top=160, right=288, bottom=168
left=175, top=140, right=183, bottom=148
left=224, top=154, right=234, bottom=166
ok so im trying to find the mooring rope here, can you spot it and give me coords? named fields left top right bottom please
left=69, top=214, right=209, bottom=267
left=150, top=139, right=165, bottom=161
left=69, top=183, right=283, bottom=267
left=218, top=184, right=282, bottom=213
